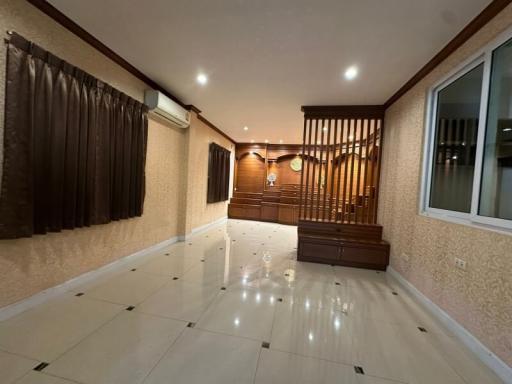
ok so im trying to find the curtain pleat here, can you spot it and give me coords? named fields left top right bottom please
left=207, top=143, right=231, bottom=203
left=0, top=32, right=148, bottom=239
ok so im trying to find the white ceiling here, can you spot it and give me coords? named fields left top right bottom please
left=48, top=0, right=491, bottom=143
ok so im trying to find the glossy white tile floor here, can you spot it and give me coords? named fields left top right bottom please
left=0, top=219, right=504, bottom=384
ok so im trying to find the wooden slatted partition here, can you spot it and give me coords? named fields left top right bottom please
left=298, top=106, right=385, bottom=225
left=297, top=105, right=390, bottom=271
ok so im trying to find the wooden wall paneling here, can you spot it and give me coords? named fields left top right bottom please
left=341, top=120, right=350, bottom=221
left=347, top=120, right=357, bottom=224
left=236, top=153, right=266, bottom=192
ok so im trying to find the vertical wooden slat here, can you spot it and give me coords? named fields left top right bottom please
left=347, top=120, right=357, bottom=224
left=322, top=119, right=331, bottom=221
left=372, top=119, right=384, bottom=224
left=361, top=118, right=371, bottom=224
left=328, top=119, right=338, bottom=221
left=298, top=118, right=308, bottom=220
left=367, top=119, right=377, bottom=222
left=303, top=119, right=313, bottom=220
left=341, top=120, right=350, bottom=223
left=335, top=119, right=344, bottom=222
left=354, top=119, right=363, bottom=224
left=309, top=119, right=319, bottom=220
left=316, top=119, right=325, bottom=221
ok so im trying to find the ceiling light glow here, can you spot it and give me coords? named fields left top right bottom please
left=196, top=73, right=208, bottom=85
left=243, top=126, right=249, bottom=131
left=344, top=66, right=358, bottom=80
left=265, top=139, right=269, bottom=143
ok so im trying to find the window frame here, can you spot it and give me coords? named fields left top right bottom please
left=420, top=26, right=512, bottom=233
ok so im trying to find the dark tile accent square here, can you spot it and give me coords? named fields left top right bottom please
left=188, top=243, right=192, bottom=246
left=131, top=268, right=137, bottom=272
left=187, top=322, right=196, bottom=328
left=354, top=366, right=365, bottom=375
left=220, top=287, right=226, bottom=290
left=277, top=298, right=283, bottom=302
left=261, top=341, right=270, bottom=349
left=284, top=273, right=289, bottom=277
left=33, top=362, right=49, bottom=372
left=165, top=253, right=170, bottom=256
left=201, top=259, right=205, bottom=262
left=335, top=282, right=341, bottom=286
left=75, top=292, right=84, bottom=297
left=126, top=306, right=135, bottom=311
left=219, top=248, right=224, bottom=250
left=418, top=327, right=428, bottom=333
left=392, top=291, right=398, bottom=296
left=253, top=253, right=257, bottom=255
left=173, top=277, right=179, bottom=280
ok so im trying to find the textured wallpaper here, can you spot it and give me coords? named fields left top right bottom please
left=0, top=0, right=228, bottom=307
left=182, top=113, right=235, bottom=234
left=378, top=5, right=512, bottom=367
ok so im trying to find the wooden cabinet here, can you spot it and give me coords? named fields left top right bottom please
left=297, top=220, right=390, bottom=270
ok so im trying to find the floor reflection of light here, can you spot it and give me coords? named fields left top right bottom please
left=270, top=296, right=275, bottom=304
left=256, top=293, right=261, bottom=303
left=334, top=317, right=341, bottom=330
left=305, top=300, right=310, bottom=310
left=262, top=251, right=272, bottom=263
left=308, top=332, right=314, bottom=341
left=242, top=291, right=247, bottom=300
left=342, top=303, right=348, bottom=314
left=234, top=317, right=240, bottom=326
left=284, top=269, right=295, bottom=283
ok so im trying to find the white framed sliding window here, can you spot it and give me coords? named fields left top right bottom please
left=421, top=26, right=512, bottom=233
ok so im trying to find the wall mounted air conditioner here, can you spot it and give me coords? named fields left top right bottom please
left=144, top=90, right=190, bottom=128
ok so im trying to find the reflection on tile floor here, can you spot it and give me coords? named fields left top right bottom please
left=0, top=220, right=504, bottom=384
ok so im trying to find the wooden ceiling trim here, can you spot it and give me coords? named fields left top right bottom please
left=384, top=0, right=512, bottom=108
left=26, top=0, right=236, bottom=144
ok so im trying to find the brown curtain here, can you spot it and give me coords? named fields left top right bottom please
left=207, top=143, right=230, bottom=203
left=0, top=33, right=148, bottom=239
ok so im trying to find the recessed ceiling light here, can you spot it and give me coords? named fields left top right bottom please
left=243, top=126, right=249, bottom=131
left=265, top=139, right=269, bottom=143
left=196, top=73, right=208, bottom=85
left=344, top=66, right=358, bottom=80
left=279, top=139, right=283, bottom=144
left=250, top=139, right=255, bottom=143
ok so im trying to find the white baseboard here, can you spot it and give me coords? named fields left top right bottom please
left=0, top=216, right=231, bottom=321
left=387, top=266, right=512, bottom=384
left=179, top=216, right=228, bottom=241
left=0, top=235, right=180, bottom=321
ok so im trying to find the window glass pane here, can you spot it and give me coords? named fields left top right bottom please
left=480, top=39, right=512, bottom=220
left=430, top=64, right=483, bottom=212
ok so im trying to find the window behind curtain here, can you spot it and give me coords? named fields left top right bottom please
left=0, top=33, right=148, bottom=239
left=207, top=143, right=231, bottom=203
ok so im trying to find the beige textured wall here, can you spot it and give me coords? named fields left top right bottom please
left=379, top=5, right=512, bottom=367
left=0, top=0, right=228, bottom=307
left=182, top=112, right=235, bottom=234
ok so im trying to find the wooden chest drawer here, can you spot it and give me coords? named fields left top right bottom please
left=340, top=243, right=389, bottom=270
left=298, top=238, right=340, bottom=262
